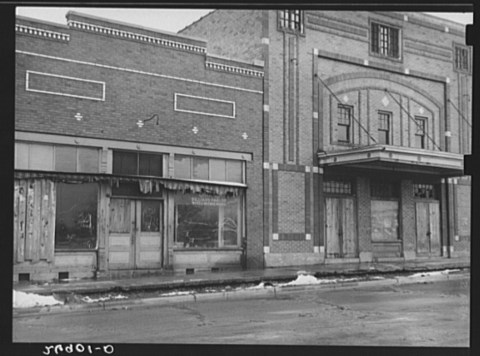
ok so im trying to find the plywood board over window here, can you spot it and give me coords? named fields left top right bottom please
left=14, top=179, right=55, bottom=263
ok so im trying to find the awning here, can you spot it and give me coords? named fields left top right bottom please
left=14, top=171, right=246, bottom=196
left=318, top=145, right=464, bottom=177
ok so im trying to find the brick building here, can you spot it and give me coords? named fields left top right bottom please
left=14, top=12, right=264, bottom=282
left=180, top=10, right=471, bottom=266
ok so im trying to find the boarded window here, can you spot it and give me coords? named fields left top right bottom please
left=371, top=200, right=399, bottom=241
left=371, top=181, right=398, bottom=199
left=55, top=183, right=98, bottom=250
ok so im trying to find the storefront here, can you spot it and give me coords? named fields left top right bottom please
left=318, top=144, right=464, bottom=261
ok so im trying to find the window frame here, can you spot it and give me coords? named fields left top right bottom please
left=377, top=110, right=391, bottom=145
left=337, top=104, right=353, bottom=144
left=174, top=155, right=244, bottom=184
left=112, top=150, right=165, bottom=178
left=278, top=10, right=305, bottom=34
left=370, top=20, right=402, bottom=61
left=414, top=116, right=427, bottom=149
left=453, top=44, right=471, bottom=74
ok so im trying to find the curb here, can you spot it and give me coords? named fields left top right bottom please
left=13, top=270, right=469, bottom=317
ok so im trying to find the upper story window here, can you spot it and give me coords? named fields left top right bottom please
left=113, top=151, right=163, bottom=177
left=378, top=111, right=391, bottom=145
left=414, top=116, right=427, bottom=149
left=174, top=155, right=243, bottom=184
left=454, top=45, right=470, bottom=73
left=279, top=10, right=304, bottom=33
left=371, top=22, right=400, bottom=59
left=337, top=104, right=352, bottom=143
left=323, top=179, right=353, bottom=195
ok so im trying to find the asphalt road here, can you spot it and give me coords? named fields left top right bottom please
left=13, top=276, right=470, bottom=346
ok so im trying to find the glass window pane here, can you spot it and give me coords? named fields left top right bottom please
left=30, top=144, right=54, bottom=170
left=210, top=159, right=226, bottom=181
left=15, top=142, right=30, bottom=169
left=141, top=200, right=160, bottom=232
left=113, top=151, right=137, bottom=175
left=139, top=153, right=163, bottom=177
left=222, top=197, right=240, bottom=246
left=176, top=204, right=219, bottom=248
left=55, top=146, right=77, bottom=172
left=109, top=198, right=131, bottom=233
left=226, top=160, right=243, bottom=183
left=55, top=183, right=98, bottom=250
left=338, top=125, right=349, bottom=142
left=193, top=157, right=209, bottom=180
left=174, top=155, right=191, bottom=179
left=78, top=147, right=99, bottom=173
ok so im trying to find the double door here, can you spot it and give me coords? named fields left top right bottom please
left=108, top=199, right=163, bottom=269
left=415, top=201, right=441, bottom=256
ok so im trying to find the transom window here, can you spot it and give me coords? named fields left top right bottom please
left=371, top=22, right=400, bottom=59
left=414, top=117, right=427, bottom=149
left=324, top=179, right=353, bottom=195
left=337, top=104, right=352, bottom=143
left=174, top=155, right=243, bottom=183
left=378, top=111, right=391, bottom=145
left=113, top=151, right=163, bottom=177
left=279, top=10, right=304, bottom=33
left=413, top=183, right=436, bottom=199
left=454, top=45, right=470, bottom=72
left=371, top=181, right=399, bottom=199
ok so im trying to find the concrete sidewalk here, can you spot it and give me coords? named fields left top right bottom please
left=13, top=256, right=470, bottom=296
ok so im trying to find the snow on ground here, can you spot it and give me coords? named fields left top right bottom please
left=13, top=290, right=64, bottom=309
left=159, top=291, right=193, bottom=297
left=82, top=294, right=128, bottom=303
left=410, top=269, right=461, bottom=278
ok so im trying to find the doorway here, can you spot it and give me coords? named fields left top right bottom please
left=415, top=201, right=441, bottom=256
left=325, top=197, right=357, bottom=258
left=108, top=199, right=163, bottom=269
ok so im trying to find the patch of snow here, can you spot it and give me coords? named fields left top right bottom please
left=247, top=282, right=274, bottom=289
left=13, top=290, right=63, bottom=309
left=82, top=294, right=128, bottom=303
left=279, top=274, right=323, bottom=286
left=159, top=291, right=192, bottom=297
left=410, top=269, right=460, bottom=278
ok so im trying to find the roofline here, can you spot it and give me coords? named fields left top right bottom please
left=177, top=9, right=216, bottom=34
left=15, top=15, right=70, bottom=29
left=66, top=10, right=207, bottom=44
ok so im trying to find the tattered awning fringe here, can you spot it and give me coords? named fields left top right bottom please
left=14, top=170, right=245, bottom=196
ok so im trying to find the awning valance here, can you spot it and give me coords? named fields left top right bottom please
left=318, top=145, right=464, bottom=177
left=14, top=171, right=246, bottom=196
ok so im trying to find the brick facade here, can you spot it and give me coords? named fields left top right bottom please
left=182, top=10, right=471, bottom=266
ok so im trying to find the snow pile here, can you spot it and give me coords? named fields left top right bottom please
left=82, top=294, right=128, bottom=303
left=159, top=291, right=192, bottom=297
left=13, top=290, right=64, bottom=309
left=410, top=269, right=461, bottom=278
left=247, top=282, right=275, bottom=290
left=279, top=274, right=324, bottom=286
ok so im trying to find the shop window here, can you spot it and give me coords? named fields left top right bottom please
left=413, top=183, right=436, bottom=199
left=454, top=45, right=470, bottom=72
left=279, top=10, right=304, bottom=33
left=414, top=117, right=427, bottom=149
left=337, top=104, right=352, bottom=143
left=371, top=22, right=400, bottom=59
left=174, top=155, right=244, bottom=184
left=324, top=180, right=353, bottom=195
left=371, top=181, right=398, bottom=199
left=378, top=111, right=391, bottom=145
left=175, top=193, right=242, bottom=248
left=55, top=183, right=98, bottom=250
left=113, top=151, right=163, bottom=177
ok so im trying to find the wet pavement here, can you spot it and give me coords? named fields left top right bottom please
left=14, top=256, right=470, bottom=298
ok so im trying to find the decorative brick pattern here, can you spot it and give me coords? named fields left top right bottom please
left=278, top=171, right=305, bottom=233
left=270, top=239, right=313, bottom=253
left=16, top=24, right=70, bottom=41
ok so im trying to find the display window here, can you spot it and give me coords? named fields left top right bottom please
left=174, top=193, right=243, bottom=248
left=55, top=183, right=98, bottom=250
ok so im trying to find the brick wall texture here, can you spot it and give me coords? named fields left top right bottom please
left=278, top=171, right=305, bottom=233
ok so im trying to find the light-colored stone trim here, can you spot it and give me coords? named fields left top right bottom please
left=16, top=24, right=70, bottom=41
left=68, top=20, right=206, bottom=53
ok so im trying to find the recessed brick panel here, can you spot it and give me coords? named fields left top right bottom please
left=174, top=93, right=235, bottom=118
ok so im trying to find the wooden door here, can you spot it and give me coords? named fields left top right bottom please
left=108, top=199, right=163, bottom=270
left=135, top=200, right=163, bottom=269
left=415, top=202, right=441, bottom=256
left=108, top=199, right=135, bottom=269
left=325, top=197, right=356, bottom=258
